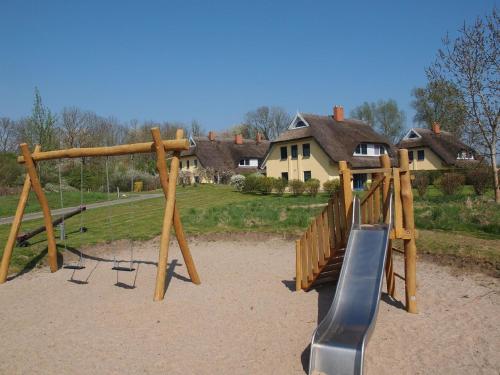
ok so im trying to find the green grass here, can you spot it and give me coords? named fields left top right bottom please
left=0, top=191, right=117, bottom=217
left=0, top=183, right=498, bottom=275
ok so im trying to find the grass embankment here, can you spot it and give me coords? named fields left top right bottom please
left=0, top=184, right=498, bottom=275
left=0, top=185, right=328, bottom=274
left=0, top=191, right=116, bottom=218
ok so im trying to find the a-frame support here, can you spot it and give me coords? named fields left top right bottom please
left=151, top=127, right=200, bottom=301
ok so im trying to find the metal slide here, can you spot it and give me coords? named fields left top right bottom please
left=309, top=195, right=392, bottom=375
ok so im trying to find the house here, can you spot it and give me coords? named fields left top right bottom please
left=262, top=106, right=396, bottom=190
left=397, top=123, right=480, bottom=171
left=179, top=132, right=270, bottom=183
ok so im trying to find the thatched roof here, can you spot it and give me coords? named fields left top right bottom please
left=267, top=113, right=397, bottom=168
left=397, top=128, right=479, bottom=167
left=180, top=137, right=270, bottom=173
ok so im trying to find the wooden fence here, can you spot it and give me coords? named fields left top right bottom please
left=295, top=150, right=418, bottom=313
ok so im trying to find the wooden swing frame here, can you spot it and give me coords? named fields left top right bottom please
left=0, top=127, right=200, bottom=301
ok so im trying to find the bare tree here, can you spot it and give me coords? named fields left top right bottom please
left=190, top=120, right=205, bottom=137
left=60, top=107, right=87, bottom=148
left=244, top=106, right=291, bottom=140
left=427, top=9, right=499, bottom=202
left=0, top=117, right=17, bottom=152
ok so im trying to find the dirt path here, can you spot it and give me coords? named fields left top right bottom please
left=0, top=193, right=163, bottom=225
left=0, top=237, right=498, bottom=374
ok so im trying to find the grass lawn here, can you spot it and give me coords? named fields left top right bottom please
left=0, top=183, right=498, bottom=275
left=0, top=191, right=117, bottom=218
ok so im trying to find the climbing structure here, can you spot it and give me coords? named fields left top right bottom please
left=0, top=128, right=200, bottom=301
left=295, top=150, right=418, bottom=313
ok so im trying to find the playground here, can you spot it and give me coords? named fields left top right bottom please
left=0, top=235, right=498, bottom=374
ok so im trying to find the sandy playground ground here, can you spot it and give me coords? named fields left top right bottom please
left=0, top=235, right=498, bottom=375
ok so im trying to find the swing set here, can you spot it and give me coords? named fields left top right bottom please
left=0, top=128, right=200, bottom=301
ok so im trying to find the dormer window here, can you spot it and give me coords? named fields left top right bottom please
left=354, top=143, right=387, bottom=156
left=408, top=131, right=419, bottom=138
left=457, top=151, right=474, bottom=160
left=295, top=121, right=306, bottom=128
left=239, top=158, right=258, bottom=167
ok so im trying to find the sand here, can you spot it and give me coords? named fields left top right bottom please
left=0, top=236, right=498, bottom=374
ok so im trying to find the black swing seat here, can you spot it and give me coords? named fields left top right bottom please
left=112, top=265, right=135, bottom=272
left=63, top=264, right=86, bottom=270
left=79, top=226, right=88, bottom=233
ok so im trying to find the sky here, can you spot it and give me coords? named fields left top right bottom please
left=0, top=0, right=496, bottom=132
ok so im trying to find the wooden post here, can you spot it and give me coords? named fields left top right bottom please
left=327, top=199, right=335, bottom=251
left=0, top=145, right=40, bottom=283
left=339, top=161, right=353, bottom=234
left=316, top=217, right=326, bottom=267
left=305, top=229, right=313, bottom=282
left=380, top=154, right=395, bottom=297
left=152, top=130, right=183, bottom=301
left=300, top=236, right=308, bottom=288
left=310, top=222, right=319, bottom=274
left=19, top=144, right=58, bottom=272
left=333, top=192, right=342, bottom=249
left=392, top=168, right=403, bottom=233
left=399, top=149, right=418, bottom=313
left=295, top=239, right=302, bottom=291
left=322, top=210, right=331, bottom=259
left=151, top=127, right=200, bottom=287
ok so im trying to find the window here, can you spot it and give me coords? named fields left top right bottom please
left=239, top=159, right=250, bottom=166
left=377, top=145, right=386, bottom=155
left=291, top=145, right=298, bottom=159
left=354, top=143, right=368, bottom=155
left=180, top=161, right=183, bottom=169
left=295, top=120, right=307, bottom=128
left=353, top=174, right=367, bottom=190
left=302, top=143, right=310, bottom=157
left=408, top=130, right=419, bottom=139
left=239, top=159, right=258, bottom=167
left=457, top=151, right=474, bottom=160
left=280, top=146, right=287, bottom=160
left=187, top=160, right=190, bottom=169
left=408, top=151, right=414, bottom=161
left=304, top=171, right=312, bottom=181
left=194, top=159, right=198, bottom=167
left=417, top=150, right=425, bottom=161
left=281, top=172, right=289, bottom=181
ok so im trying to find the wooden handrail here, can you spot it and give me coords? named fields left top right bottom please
left=340, top=167, right=392, bottom=175
left=360, top=175, right=384, bottom=206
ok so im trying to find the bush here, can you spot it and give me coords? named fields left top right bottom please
left=217, top=169, right=234, bottom=184
left=0, top=152, right=23, bottom=187
left=242, top=174, right=263, bottom=193
left=289, top=179, right=305, bottom=196
left=258, top=177, right=276, bottom=194
left=466, top=167, right=491, bottom=195
left=413, top=174, right=429, bottom=198
left=438, top=172, right=465, bottom=195
left=412, top=170, right=444, bottom=186
left=323, top=179, right=340, bottom=196
left=230, top=174, right=246, bottom=191
left=304, top=179, right=320, bottom=197
left=178, top=170, right=192, bottom=187
left=273, top=178, right=288, bottom=195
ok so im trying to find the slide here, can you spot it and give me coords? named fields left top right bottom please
left=309, top=195, right=392, bottom=375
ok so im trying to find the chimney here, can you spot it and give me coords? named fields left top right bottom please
left=235, top=134, right=243, bottom=145
left=333, top=105, right=344, bottom=122
left=208, top=131, right=216, bottom=141
left=256, top=132, right=262, bottom=144
left=432, top=122, right=441, bottom=135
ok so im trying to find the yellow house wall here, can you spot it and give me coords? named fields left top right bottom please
left=178, top=156, right=213, bottom=183
left=265, top=138, right=339, bottom=184
left=407, top=146, right=448, bottom=171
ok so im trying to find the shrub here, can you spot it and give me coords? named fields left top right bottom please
left=413, top=174, right=429, bottom=198
left=0, top=152, right=23, bottom=187
left=289, top=179, right=305, bottom=196
left=323, top=179, right=340, bottom=196
left=438, top=172, right=465, bottom=195
left=466, top=167, right=491, bottom=195
left=242, top=174, right=263, bottom=193
left=258, top=177, right=276, bottom=194
left=304, top=179, right=320, bottom=197
left=273, top=178, right=288, bottom=195
left=230, top=174, right=246, bottom=191
left=177, top=170, right=192, bottom=187
left=217, top=169, right=234, bottom=184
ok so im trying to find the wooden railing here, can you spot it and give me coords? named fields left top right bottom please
left=295, top=151, right=418, bottom=314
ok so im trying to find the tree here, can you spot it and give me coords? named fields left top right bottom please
left=244, top=106, right=291, bottom=140
left=350, top=99, right=406, bottom=143
left=19, top=88, right=57, bottom=150
left=190, top=120, right=205, bottom=137
left=411, top=80, right=467, bottom=136
left=0, top=117, right=17, bottom=152
left=60, top=107, right=87, bottom=148
left=427, top=9, right=499, bottom=202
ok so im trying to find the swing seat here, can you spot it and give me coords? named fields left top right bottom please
left=63, top=264, right=86, bottom=270
left=79, top=226, right=88, bottom=233
left=112, top=265, right=135, bottom=272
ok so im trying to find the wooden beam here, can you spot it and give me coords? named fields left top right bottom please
left=380, top=154, right=395, bottom=297
left=17, top=139, right=189, bottom=164
left=295, top=239, right=302, bottom=291
left=19, top=144, right=58, bottom=272
left=343, top=167, right=392, bottom=175
left=152, top=130, right=184, bottom=301
left=399, top=149, right=418, bottom=313
left=0, top=145, right=40, bottom=283
left=339, top=161, right=353, bottom=234
left=300, top=235, right=308, bottom=289
left=151, top=128, right=200, bottom=287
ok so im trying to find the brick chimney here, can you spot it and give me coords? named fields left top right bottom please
left=208, top=131, right=216, bottom=141
left=432, top=122, right=441, bottom=135
left=256, top=132, right=262, bottom=144
left=234, top=134, right=243, bottom=145
left=333, top=105, right=344, bottom=122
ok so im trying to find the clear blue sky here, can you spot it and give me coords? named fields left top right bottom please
left=0, top=0, right=496, bottom=131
